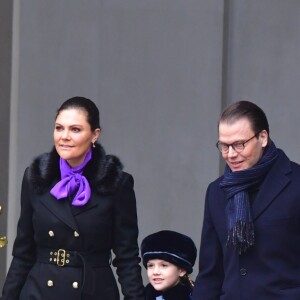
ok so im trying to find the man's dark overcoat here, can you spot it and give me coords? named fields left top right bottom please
left=193, top=149, right=300, bottom=300
left=1, top=144, right=145, bottom=300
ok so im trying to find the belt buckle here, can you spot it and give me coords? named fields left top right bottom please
left=57, top=249, right=66, bottom=266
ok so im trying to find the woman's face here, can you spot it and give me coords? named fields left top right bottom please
left=54, top=108, right=100, bottom=168
left=146, top=259, right=186, bottom=292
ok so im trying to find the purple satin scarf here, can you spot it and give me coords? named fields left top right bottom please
left=50, top=150, right=92, bottom=206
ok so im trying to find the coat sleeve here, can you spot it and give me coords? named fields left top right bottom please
left=192, top=183, right=224, bottom=300
left=111, top=173, right=145, bottom=300
left=1, top=169, right=36, bottom=300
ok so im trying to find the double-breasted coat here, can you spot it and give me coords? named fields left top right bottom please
left=1, top=144, right=145, bottom=300
left=193, top=149, right=300, bottom=300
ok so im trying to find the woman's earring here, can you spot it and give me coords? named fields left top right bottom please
left=92, top=142, right=96, bottom=148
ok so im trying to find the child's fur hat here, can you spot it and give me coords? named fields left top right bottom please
left=141, top=230, right=197, bottom=274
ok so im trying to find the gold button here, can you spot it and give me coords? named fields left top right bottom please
left=74, top=231, right=79, bottom=237
left=47, top=280, right=54, bottom=287
left=72, top=281, right=79, bottom=289
left=48, top=231, right=54, bottom=237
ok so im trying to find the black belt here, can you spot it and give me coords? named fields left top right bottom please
left=37, top=248, right=111, bottom=295
left=37, top=247, right=111, bottom=267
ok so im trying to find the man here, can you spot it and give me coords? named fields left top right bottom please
left=192, top=100, right=300, bottom=299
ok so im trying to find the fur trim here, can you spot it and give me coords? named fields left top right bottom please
left=145, top=282, right=193, bottom=300
left=141, top=230, right=197, bottom=274
left=27, top=143, right=124, bottom=195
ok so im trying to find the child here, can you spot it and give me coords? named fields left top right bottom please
left=141, top=230, right=197, bottom=300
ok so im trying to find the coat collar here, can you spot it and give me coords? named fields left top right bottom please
left=217, top=149, right=292, bottom=221
left=145, top=282, right=192, bottom=300
left=252, top=148, right=291, bottom=220
left=27, top=143, right=124, bottom=195
left=39, top=190, right=79, bottom=231
left=27, top=144, right=124, bottom=231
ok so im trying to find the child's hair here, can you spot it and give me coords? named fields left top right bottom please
left=180, top=273, right=194, bottom=289
left=141, top=230, right=197, bottom=275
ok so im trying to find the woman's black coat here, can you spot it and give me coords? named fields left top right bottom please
left=1, top=144, right=145, bottom=300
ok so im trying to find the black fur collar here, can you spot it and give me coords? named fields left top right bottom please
left=145, top=282, right=192, bottom=300
left=28, top=143, right=123, bottom=195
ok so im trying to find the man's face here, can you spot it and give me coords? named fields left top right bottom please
left=218, top=118, right=268, bottom=172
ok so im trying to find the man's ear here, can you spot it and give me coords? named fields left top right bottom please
left=259, top=130, right=268, bottom=147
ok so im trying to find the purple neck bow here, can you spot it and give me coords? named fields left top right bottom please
left=50, top=150, right=92, bottom=206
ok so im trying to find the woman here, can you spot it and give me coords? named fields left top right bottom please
left=1, top=97, right=145, bottom=300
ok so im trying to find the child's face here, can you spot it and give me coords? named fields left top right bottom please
left=146, top=259, right=186, bottom=292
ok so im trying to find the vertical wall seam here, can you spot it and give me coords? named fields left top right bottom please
left=7, top=0, right=20, bottom=271
left=219, top=0, right=230, bottom=175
